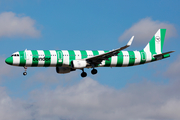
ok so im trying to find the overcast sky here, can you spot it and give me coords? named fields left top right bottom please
left=0, top=1, right=180, bottom=120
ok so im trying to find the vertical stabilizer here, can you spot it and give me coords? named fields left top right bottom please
left=143, top=29, right=166, bottom=55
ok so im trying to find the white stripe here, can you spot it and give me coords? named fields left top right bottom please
left=50, top=50, right=57, bottom=66
left=62, top=50, right=69, bottom=67
left=155, top=29, right=161, bottom=54
left=143, top=44, right=152, bottom=62
left=13, top=52, right=20, bottom=66
left=98, top=51, right=105, bottom=66
left=37, top=50, right=45, bottom=66
left=74, top=50, right=81, bottom=60
left=86, top=50, right=93, bottom=58
left=145, top=52, right=152, bottom=63
left=134, top=51, right=141, bottom=65
left=25, top=50, right=32, bottom=66
left=144, top=43, right=150, bottom=53
left=122, top=51, right=129, bottom=66
left=111, top=56, right=117, bottom=67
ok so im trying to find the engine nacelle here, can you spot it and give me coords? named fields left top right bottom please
left=56, top=67, right=72, bottom=74
left=71, top=60, right=87, bottom=69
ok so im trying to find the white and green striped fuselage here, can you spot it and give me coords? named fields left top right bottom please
left=5, top=29, right=174, bottom=77
left=10, top=50, right=169, bottom=67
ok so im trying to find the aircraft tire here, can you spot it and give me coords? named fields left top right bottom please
left=81, top=72, right=87, bottom=77
left=23, top=72, right=27, bottom=76
left=91, top=69, right=97, bottom=75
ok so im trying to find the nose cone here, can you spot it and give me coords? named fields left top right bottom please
left=5, top=57, right=13, bottom=65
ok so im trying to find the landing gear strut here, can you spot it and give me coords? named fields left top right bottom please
left=23, top=66, right=27, bottom=76
left=81, top=69, right=87, bottom=78
left=90, top=64, right=98, bottom=75
left=91, top=69, right=97, bottom=75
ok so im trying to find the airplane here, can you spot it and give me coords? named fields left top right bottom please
left=5, top=29, right=174, bottom=77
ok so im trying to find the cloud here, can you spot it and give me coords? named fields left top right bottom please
left=24, top=67, right=79, bottom=88
left=0, top=56, right=21, bottom=83
left=1, top=77, right=180, bottom=120
left=0, top=86, right=32, bottom=120
left=0, top=12, right=40, bottom=38
left=1, top=54, right=180, bottom=120
left=119, top=17, right=176, bottom=45
left=0, top=57, right=11, bottom=77
left=165, top=55, right=180, bottom=79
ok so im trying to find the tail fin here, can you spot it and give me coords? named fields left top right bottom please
left=143, top=29, right=166, bottom=55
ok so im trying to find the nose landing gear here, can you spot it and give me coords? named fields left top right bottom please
left=23, top=66, right=27, bottom=76
left=23, top=72, right=27, bottom=76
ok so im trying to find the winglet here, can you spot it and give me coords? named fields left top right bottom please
left=127, top=36, right=134, bottom=46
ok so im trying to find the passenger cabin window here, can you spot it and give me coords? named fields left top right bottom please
left=11, top=54, right=19, bottom=57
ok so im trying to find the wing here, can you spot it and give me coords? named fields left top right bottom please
left=85, top=36, right=134, bottom=66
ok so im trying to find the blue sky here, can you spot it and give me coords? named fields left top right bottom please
left=0, top=1, right=180, bottom=120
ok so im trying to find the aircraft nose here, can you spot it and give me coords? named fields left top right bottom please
left=5, top=57, right=13, bottom=65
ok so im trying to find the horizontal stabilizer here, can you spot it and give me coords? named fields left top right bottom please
left=153, top=51, right=175, bottom=57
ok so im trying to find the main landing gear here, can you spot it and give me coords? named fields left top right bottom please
left=81, top=69, right=87, bottom=78
left=23, top=66, right=27, bottom=76
left=91, top=69, right=97, bottom=75
left=81, top=68, right=98, bottom=78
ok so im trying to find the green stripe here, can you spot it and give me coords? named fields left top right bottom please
left=31, top=50, right=38, bottom=66
left=149, top=36, right=157, bottom=55
left=80, top=50, right=87, bottom=59
left=128, top=51, right=135, bottom=66
left=140, top=50, right=146, bottom=64
left=116, top=51, right=123, bottom=67
left=104, top=50, right=111, bottom=67
left=160, top=29, right=166, bottom=52
left=92, top=50, right=99, bottom=56
left=163, top=53, right=170, bottom=58
left=19, top=51, right=26, bottom=66
left=68, top=50, right=76, bottom=65
left=43, top=50, right=51, bottom=67
left=56, top=50, right=63, bottom=66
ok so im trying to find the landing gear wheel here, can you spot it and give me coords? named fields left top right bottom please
left=91, top=69, right=97, bottom=75
left=81, top=72, right=87, bottom=78
left=23, top=72, right=27, bottom=76
left=23, top=66, right=27, bottom=76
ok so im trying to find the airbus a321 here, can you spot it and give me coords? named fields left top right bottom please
left=5, top=29, right=174, bottom=77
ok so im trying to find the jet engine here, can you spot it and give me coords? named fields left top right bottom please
left=71, top=60, right=87, bottom=69
left=56, top=67, right=74, bottom=74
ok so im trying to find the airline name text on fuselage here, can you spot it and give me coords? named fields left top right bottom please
left=33, top=57, right=51, bottom=61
